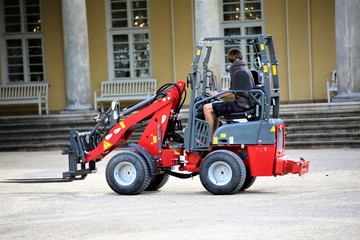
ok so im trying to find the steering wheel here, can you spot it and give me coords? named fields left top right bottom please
left=201, top=91, right=211, bottom=98
left=197, top=70, right=218, bottom=96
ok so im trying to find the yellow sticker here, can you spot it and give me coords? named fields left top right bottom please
left=152, top=136, right=157, bottom=143
left=272, top=65, right=277, bottom=75
left=270, top=126, right=276, bottom=132
left=263, top=65, right=268, bottom=73
left=119, top=121, right=125, bottom=128
left=260, top=44, right=265, bottom=51
left=196, top=49, right=201, bottom=56
left=213, top=137, right=218, bottom=144
left=103, top=141, right=113, bottom=151
left=220, top=133, right=226, bottom=138
left=174, top=151, right=181, bottom=155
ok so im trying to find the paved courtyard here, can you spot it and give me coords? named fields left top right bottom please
left=0, top=148, right=359, bottom=240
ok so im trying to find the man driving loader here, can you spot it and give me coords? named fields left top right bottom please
left=203, top=48, right=255, bottom=138
left=55, top=34, right=309, bottom=195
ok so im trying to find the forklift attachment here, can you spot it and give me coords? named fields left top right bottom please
left=2, top=177, right=73, bottom=183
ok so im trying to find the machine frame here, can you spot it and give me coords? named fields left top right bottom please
left=61, top=34, right=309, bottom=195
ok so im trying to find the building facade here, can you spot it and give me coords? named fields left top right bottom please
left=0, top=0, right=337, bottom=114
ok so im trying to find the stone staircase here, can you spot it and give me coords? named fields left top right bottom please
left=0, top=102, right=359, bottom=151
left=0, top=113, right=96, bottom=151
left=279, top=102, right=360, bottom=149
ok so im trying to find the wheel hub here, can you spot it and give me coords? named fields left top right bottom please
left=208, top=161, right=232, bottom=186
left=114, top=162, right=137, bottom=186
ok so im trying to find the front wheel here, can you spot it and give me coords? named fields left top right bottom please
left=200, top=150, right=246, bottom=195
left=106, top=151, right=151, bottom=195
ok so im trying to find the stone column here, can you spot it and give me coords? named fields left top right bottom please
left=195, top=0, right=222, bottom=77
left=61, top=0, right=92, bottom=110
left=334, top=0, right=360, bottom=102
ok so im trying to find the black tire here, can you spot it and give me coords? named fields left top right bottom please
left=200, top=150, right=246, bottom=195
left=105, top=151, right=151, bottom=195
left=239, top=168, right=256, bottom=191
left=145, top=173, right=170, bottom=191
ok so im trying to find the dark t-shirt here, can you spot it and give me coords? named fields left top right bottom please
left=212, top=59, right=255, bottom=117
left=229, top=59, right=254, bottom=84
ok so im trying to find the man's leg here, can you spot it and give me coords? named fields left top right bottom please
left=203, top=103, right=219, bottom=139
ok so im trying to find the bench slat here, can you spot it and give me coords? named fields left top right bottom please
left=0, top=83, right=49, bottom=115
left=94, top=79, right=157, bottom=111
left=100, top=80, right=156, bottom=96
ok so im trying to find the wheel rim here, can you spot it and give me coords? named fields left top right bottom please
left=208, top=161, right=232, bottom=186
left=114, top=161, right=137, bottom=186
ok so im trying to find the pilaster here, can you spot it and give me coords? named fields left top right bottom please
left=194, top=0, right=222, bottom=77
left=61, top=0, right=92, bottom=110
left=334, top=0, right=360, bottom=102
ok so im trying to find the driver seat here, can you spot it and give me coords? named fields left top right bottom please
left=224, top=70, right=260, bottom=123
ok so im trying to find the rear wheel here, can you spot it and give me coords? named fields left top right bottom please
left=200, top=150, right=246, bottom=195
left=145, top=173, right=170, bottom=191
left=239, top=168, right=256, bottom=191
left=106, top=151, right=151, bottom=195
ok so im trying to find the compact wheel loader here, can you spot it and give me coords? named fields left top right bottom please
left=61, top=34, right=309, bottom=195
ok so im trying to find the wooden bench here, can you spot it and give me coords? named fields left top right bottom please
left=94, top=79, right=157, bottom=112
left=221, top=74, right=230, bottom=90
left=0, top=83, right=49, bottom=115
left=326, top=70, right=337, bottom=103
left=221, top=71, right=263, bottom=90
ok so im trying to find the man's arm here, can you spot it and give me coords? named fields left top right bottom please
left=211, top=91, right=235, bottom=101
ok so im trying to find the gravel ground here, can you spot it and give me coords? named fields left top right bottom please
left=0, top=148, right=359, bottom=240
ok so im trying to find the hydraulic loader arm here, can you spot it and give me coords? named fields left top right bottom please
left=63, top=81, right=186, bottom=180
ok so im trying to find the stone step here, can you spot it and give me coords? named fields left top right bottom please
left=0, top=127, right=348, bottom=140
left=0, top=112, right=97, bottom=124
left=0, top=135, right=141, bottom=151
left=286, top=124, right=360, bottom=134
left=0, top=120, right=94, bottom=130
left=280, top=102, right=360, bottom=111
left=0, top=103, right=359, bottom=150
left=0, top=126, right=91, bottom=135
left=286, top=140, right=360, bottom=149
left=283, top=116, right=360, bottom=127
left=6, top=116, right=357, bottom=134
left=286, top=132, right=360, bottom=142
left=0, top=140, right=69, bottom=151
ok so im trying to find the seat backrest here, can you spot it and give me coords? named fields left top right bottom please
left=231, top=70, right=253, bottom=91
left=224, top=70, right=263, bottom=122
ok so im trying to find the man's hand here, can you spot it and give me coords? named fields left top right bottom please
left=211, top=91, right=219, bottom=96
left=212, top=91, right=234, bottom=101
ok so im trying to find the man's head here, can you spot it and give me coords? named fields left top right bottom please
left=227, top=48, right=243, bottom=63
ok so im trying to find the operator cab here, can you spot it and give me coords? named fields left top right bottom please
left=185, top=34, right=280, bottom=151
